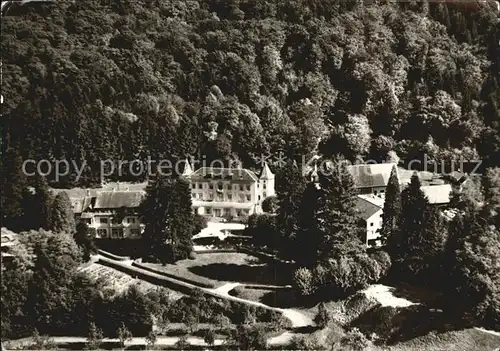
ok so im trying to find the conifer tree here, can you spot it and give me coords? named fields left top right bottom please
left=1, top=148, right=30, bottom=231
left=49, top=192, right=75, bottom=234
left=30, top=174, right=54, bottom=230
left=140, top=177, right=195, bottom=263
left=386, top=173, right=427, bottom=264
left=405, top=205, right=447, bottom=282
left=295, top=158, right=364, bottom=267
left=275, top=161, right=307, bottom=259
left=445, top=206, right=500, bottom=329
left=380, top=166, right=401, bottom=245
left=74, top=221, right=97, bottom=261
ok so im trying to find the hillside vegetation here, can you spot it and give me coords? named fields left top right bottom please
left=2, top=0, right=499, bottom=187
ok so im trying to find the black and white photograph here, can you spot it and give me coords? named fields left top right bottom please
left=1, top=0, right=499, bottom=350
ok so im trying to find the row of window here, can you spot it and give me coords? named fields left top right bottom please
left=96, top=228, right=141, bottom=238
left=192, top=192, right=253, bottom=202
left=204, top=208, right=250, bottom=217
left=83, top=217, right=138, bottom=225
left=191, top=183, right=255, bottom=191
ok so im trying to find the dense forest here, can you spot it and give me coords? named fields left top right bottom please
left=1, top=0, right=499, bottom=187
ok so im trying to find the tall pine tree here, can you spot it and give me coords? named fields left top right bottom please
left=49, top=192, right=75, bottom=234
left=380, top=166, right=401, bottom=245
left=388, top=173, right=447, bottom=282
left=386, top=173, right=427, bottom=264
left=295, top=158, right=364, bottom=267
left=28, top=175, right=54, bottom=230
left=140, top=177, right=195, bottom=263
left=276, top=161, right=308, bottom=260
left=1, top=148, right=30, bottom=231
left=445, top=205, right=500, bottom=329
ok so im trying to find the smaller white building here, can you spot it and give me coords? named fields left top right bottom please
left=356, top=195, right=384, bottom=247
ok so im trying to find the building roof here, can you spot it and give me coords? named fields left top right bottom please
left=260, top=162, right=274, bottom=179
left=348, top=163, right=397, bottom=189
left=421, top=184, right=452, bottom=204
left=51, top=182, right=148, bottom=198
left=190, top=167, right=259, bottom=182
left=356, top=195, right=383, bottom=220
left=181, top=159, right=193, bottom=177
left=92, top=191, right=146, bottom=209
left=70, top=197, right=93, bottom=214
left=398, top=168, right=441, bottom=186
left=1, top=227, right=20, bottom=247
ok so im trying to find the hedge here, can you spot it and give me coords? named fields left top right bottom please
left=97, top=249, right=130, bottom=261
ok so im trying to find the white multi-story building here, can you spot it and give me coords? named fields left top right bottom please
left=65, top=162, right=276, bottom=239
left=356, top=194, right=384, bottom=247
left=182, top=160, right=275, bottom=219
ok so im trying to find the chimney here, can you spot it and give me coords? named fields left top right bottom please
left=86, top=189, right=91, bottom=197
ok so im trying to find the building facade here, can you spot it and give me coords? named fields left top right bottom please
left=183, top=160, right=275, bottom=219
left=72, top=190, right=145, bottom=239
left=356, top=195, right=384, bottom=247
left=65, top=162, right=276, bottom=238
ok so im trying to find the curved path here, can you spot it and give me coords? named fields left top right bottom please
left=208, top=282, right=313, bottom=329
left=5, top=333, right=297, bottom=349
left=53, top=254, right=312, bottom=349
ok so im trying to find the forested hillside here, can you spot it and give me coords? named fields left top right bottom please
left=2, top=0, right=499, bottom=186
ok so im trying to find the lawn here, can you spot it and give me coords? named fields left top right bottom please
left=229, top=286, right=300, bottom=308
left=141, top=252, right=293, bottom=288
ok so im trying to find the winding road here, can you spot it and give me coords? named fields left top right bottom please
left=7, top=254, right=314, bottom=350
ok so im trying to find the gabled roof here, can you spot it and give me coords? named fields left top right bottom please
left=190, top=167, right=259, bottom=182
left=92, top=191, right=146, bottom=209
left=181, top=159, right=193, bottom=177
left=70, top=197, right=93, bottom=214
left=421, top=184, right=452, bottom=205
left=260, top=162, right=274, bottom=179
left=356, top=195, right=383, bottom=220
left=398, top=168, right=440, bottom=186
left=348, top=163, right=397, bottom=189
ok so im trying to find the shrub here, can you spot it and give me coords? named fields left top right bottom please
left=339, top=328, right=369, bottom=351
left=230, top=324, right=268, bottom=350
left=145, top=330, right=157, bottom=349
left=175, top=335, right=189, bottom=349
left=268, top=311, right=292, bottom=331
left=212, top=313, right=232, bottom=334
left=243, top=306, right=257, bottom=325
left=288, top=335, right=323, bottom=350
left=86, top=322, right=103, bottom=350
left=184, top=305, right=201, bottom=333
left=188, top=251, right=197, bottom=260
left=117, top=322, right=133, bottom=349
left=370, top=251, right=392, bottom=276
left=202, top=327, right=216, bottom=346
left=343, top=293, right=378, bottom=323
left=314, top=302, right=331, bottom=328
left=293, top=267, right=316, bottom=296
